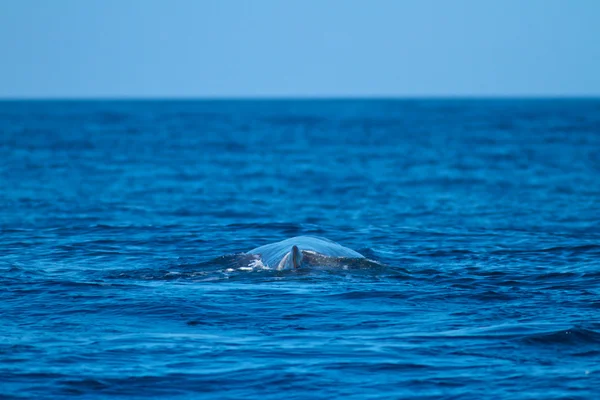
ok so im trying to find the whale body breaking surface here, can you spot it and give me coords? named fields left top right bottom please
left=247, top=236, right=365, bottom=270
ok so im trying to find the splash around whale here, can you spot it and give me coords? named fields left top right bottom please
left=247, top=236, right=365, bottom=270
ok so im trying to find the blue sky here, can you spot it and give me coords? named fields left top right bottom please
left=1, top=0, right=598, bottom=98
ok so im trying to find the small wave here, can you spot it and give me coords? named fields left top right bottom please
left=407, top=323, right=589, bottom=341
left=226, top=222, right=304, bottom=231
left=492, top=244, right=600, bottom=255
left=520, top=327, right=600, bottom=346
left=469, top=290, right=515, bottom=301
left=107, top=268, right=214, bottom=282
left=327, top=290, right=409, bottom=300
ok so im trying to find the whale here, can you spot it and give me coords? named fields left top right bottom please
left=247, top=236, right=364, bottom=270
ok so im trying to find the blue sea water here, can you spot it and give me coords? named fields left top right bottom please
left=1, top=99, right=599, bottom=399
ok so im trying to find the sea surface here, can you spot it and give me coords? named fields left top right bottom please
left=1, top=99, right=599, bottom=399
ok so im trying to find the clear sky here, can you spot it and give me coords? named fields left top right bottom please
left=1, top=0, right=599, bottom=98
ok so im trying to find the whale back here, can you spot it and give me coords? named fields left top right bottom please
left=247, top=236, right=364, bottom=268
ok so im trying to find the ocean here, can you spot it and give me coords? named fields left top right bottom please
left=1, top=99, right=599, bottom=399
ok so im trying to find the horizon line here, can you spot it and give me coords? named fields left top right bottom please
left=1, top=94, right=600, bottom=101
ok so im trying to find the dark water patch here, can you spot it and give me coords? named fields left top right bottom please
left=571, top=350, right=600, bottom=357
left=326, top=290, right=410, bottom=301
left=533, top=272, right=580, bottom=281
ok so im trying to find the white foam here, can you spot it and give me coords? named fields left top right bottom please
left=247, top=258, right=270, bottom=270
